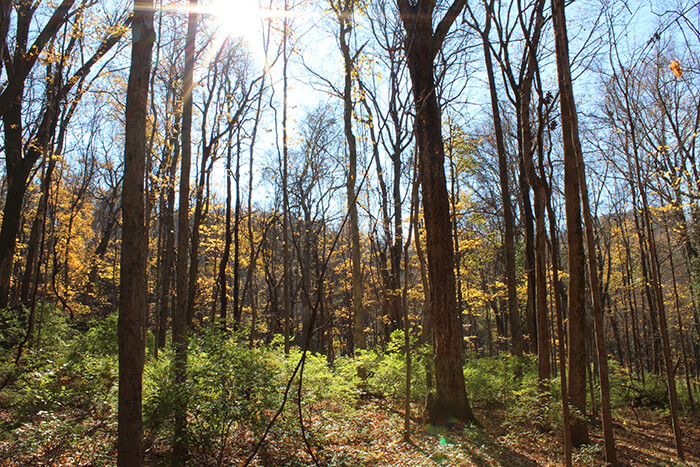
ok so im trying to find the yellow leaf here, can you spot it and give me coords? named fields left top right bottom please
left=669, top=60, right=683, bottom=78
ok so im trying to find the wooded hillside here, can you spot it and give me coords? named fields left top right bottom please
left=0, top=0, right=698, bottom=465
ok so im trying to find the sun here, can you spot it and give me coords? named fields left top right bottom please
left=205, top=0, right=264, bottom=46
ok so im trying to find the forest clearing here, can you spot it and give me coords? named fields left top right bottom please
left=1, top=0, right=699, bottom=465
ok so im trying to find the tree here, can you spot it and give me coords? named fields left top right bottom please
left=189, top=40, right=260, bottom=329
left=173, top=0, right=198, bottom=460
left=297, top=0, right=368, bottom=351
left=599, top=26, right=690, bottom=459
left=118, top=0, right=154, bottom=464
left=287, top=106, right=344, bottom=350
left=282, top=0, right=292, bottom=353
left=514, top=0, right=550, bottom=384
left=331, top=0, right=365, bottom=354
left=396, top=0, right=477, bottom=425
left=550, top=0, right=589, bottom=447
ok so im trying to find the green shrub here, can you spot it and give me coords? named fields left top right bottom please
left=4, top=307, right=116, bottom=417
left=633, top=379, right=669, bottom=409
left=1, top=308, right=117, bottom=465
left=142, top=348, right=175, bottom=430
left=191, top=339, right=276, bottom=460
left=0, top=303, right=74, bottom=372
left=190, top=330, right=279, bottom=424
left=10, top=352, right=117, bottom=416
left=607, top=359, right=700, bottom=414
left=504, top=379, right=563, bottom=433
left=573, top=443, right=603, bottom=466
left=143, top=330, right=281, bottom=463
left=607, top=359, right=634, bottom=408
left=0, top=306, right=27, bottom=357
left=331, top=353, right=364, bottom=396
left=463, top=353, right=537, bottom=406
left=361, top=329, right=430, bottom=402
left=75, top=313, right=118, bottom=356
left=32, top=303, right=76, bottom=356
left=271, top=347, right=361, bottom=407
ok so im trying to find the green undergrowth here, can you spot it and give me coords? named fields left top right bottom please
left=1, top=307, right=697, bottom=465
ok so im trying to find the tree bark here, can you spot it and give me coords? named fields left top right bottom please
left=396, top=0, right=476, bottom=425
left=173, top=0, right=197, bottom=460
left=334, top=0, right=365, bottom=352
left=118, top=0, right=154, bottom=464
left=282, top=1, right=291, bottom=354
left=551, top=0, right=589, bottom=446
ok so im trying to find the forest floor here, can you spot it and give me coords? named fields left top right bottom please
left=143, top=399, right=698, bottom=466
left=260, top=401, right=698, bottom=466
left=1, top=395, right=699, bottom=465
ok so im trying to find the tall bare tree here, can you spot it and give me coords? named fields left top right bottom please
left=282, top=0, right=292, bottom=354
left=173, top=0, right=198, bottom=460
left=396, top=0, right=476, bottom=424
left=118, top=0, right=154, bottom=464
left=331, top=0, right=365, bottom=352
left=551, top=0, right=589, bottom=447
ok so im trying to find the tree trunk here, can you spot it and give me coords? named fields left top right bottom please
left=363, top=95, right=399, bottom=339
left=0, top=91, right=37, bottom=308
left=551, top=0, right=590, bottom=446
left=156, top=118, right=180, bottom=353
left=186, top=142, right=212, bottom=326
left=516, top=0, right=549, bottom=383
left=335, top=0, right=365, bottom=352
left=389, top=44, right=407, bottom=337
left=664, top=214, right=696, bottom=412
left=0, top=0, right=10, bottom=78
left=118, top=1, right=153, bottom=464
left=544, top=157, right=573, bottom=466
left=233, top=136, right=242, bottom=330
left=282, top=2, right=291, bottom=354
left=630, top=185, right=662, bottom=375
left=219, top=132, right=233, bottom=330
left=247, top=72, right=265, bottom=346
left=397, top=0, right=476, bottom=425
left=520, top=156, right=538, bottom=353
left=173, top=0, right=197, bottom=460
left=631, top=141, right=685, bottom=463
left=616, top=211, right=644, bottom=382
